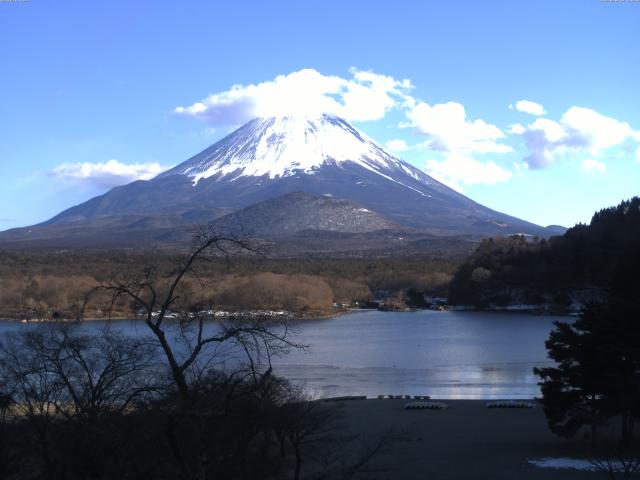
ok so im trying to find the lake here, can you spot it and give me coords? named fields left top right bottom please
left=0, top=309, right=563, bottom=399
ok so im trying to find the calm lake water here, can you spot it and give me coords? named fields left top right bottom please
left=0, top=310, right=563, bottom=399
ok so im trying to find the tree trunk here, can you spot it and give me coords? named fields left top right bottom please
left=293, top=447, right=302, bottom=480
left=147, top=321, right=190, bottom=402
left=260, top=430, right=271, bottom=460
left=621, top=412, right=630, bottom=446
left=277, top=432, right=286, bottom=458
left=165, top=414, right=190, bottom=478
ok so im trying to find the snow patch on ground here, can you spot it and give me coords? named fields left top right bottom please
left=529, top=457, right=631, bottom=472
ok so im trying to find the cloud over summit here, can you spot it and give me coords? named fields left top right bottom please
left=174, top=68, right=516, bottom=190
left=174, top=68, right=413, bottom=124
left=172, top=68, right=640, bottom=192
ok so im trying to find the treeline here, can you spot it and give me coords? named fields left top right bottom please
left=449, top=197, right=640, bottom=308
left=0, top=251, right=458, bottom=319
left=533, top=203, right=640, bottom=448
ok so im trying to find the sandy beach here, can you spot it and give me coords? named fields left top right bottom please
left=338, top=399, right=602, bottom=480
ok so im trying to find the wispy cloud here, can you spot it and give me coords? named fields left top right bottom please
left=424, top=153, right=512, bottom=192
left=385, top=139, right=409, bottom=152
left=581, top=159, right=606, bottom=173
left=50, top=160, right=169, bottom=188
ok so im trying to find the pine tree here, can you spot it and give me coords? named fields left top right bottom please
left=534, top=300, right=640, bottom=444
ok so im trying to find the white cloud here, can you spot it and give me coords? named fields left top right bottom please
left=514, top=106, right=639, bottom=169
left=402, top=101, right=513, bottom=189
left=561, top=106, right=635, bottom=152
left=174, top=68, right=517, bottom=190
left=385, top=139, right=409, bottom=152
left=176, top=69, right=638, bottom=190
left=508, top=123, right=526, bottom=135
left=424, top=153, right=512, bottom=192
left=518, top=118, right=567, bottom=168
left=529, top=118, right=566, bottom=142
left=174, top=68, right=413, bottom=125
left=511, top=100, right=547, bottom=116
left=581, top=159, right=606, bottom=173
left=51, top=160, right=167, bottom=188
left=404, top=101, right=512, bottom=155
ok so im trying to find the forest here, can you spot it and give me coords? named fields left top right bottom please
left=0, top=249, right=461, bottom=320
left=448, top=197, right=640, bottom=310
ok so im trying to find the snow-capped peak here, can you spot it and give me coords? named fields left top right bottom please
left=161, top=114, right=428, bottom=186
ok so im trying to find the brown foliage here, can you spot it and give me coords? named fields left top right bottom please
left=215, top=273, right=334, bottom=312
left=0, top=249, right=460, bottom=318
left=0, top=275, right=97, bottom=319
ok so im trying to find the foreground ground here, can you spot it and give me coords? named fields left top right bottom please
left=340, top=399, right=602, bottom=480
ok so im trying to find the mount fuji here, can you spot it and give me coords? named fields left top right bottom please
left=0, top=114, right=563, bottom=250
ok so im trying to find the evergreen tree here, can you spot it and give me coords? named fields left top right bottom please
left=535, top=299, right=640, bottom=444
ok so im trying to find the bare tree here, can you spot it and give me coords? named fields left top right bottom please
left=268, top=387, right=403, bottom=480
left=0, top=391, right=16, bottom=480
left=85, top=226, right=302, bottom=403
left=0, top=322, right=158, bottom=479
left=591, top=448, right=640, bottom=480
left=316, top=428, right=406, bottom=480
left=0, top=227, right=399, bottom=480
left=272, top=397, right=342, bottom=480
left=0, top=323, right=157, bottom=420
left=0, top=326, right=65, bottom=477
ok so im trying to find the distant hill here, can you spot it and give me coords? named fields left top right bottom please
left=448, top=197, right=640, bottom=308
left=212, top=191, right=401, bottom=236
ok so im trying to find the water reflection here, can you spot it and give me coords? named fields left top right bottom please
left=0, top=309, right=561, bottom=399
left=275, top=309, right=559, bottom=398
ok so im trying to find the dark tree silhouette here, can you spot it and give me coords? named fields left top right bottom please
left=0, top=323, right=160, bottom=479
left=535, top=299, right=640, bottom=445
left=449, top=196, right=640, bottom=309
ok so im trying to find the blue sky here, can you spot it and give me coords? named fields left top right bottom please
left=1, top=0, right=639, bottom=230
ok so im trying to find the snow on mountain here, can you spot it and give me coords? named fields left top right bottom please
left=160, top=114, right=431, bottom=194
left=0, top=113, right=559, bottom=248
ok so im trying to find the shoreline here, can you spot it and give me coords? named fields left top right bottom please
left=0, top=308, right=353, bottom=323
left=0, top=305, right=576, bottom=323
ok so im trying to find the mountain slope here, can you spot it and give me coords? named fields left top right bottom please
left=0, top=114, right=561, bottom=249
left=212, top=191, right=400, bottom=236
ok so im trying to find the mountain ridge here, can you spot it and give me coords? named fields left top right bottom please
left=0, top=114, right=564, bottom=250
